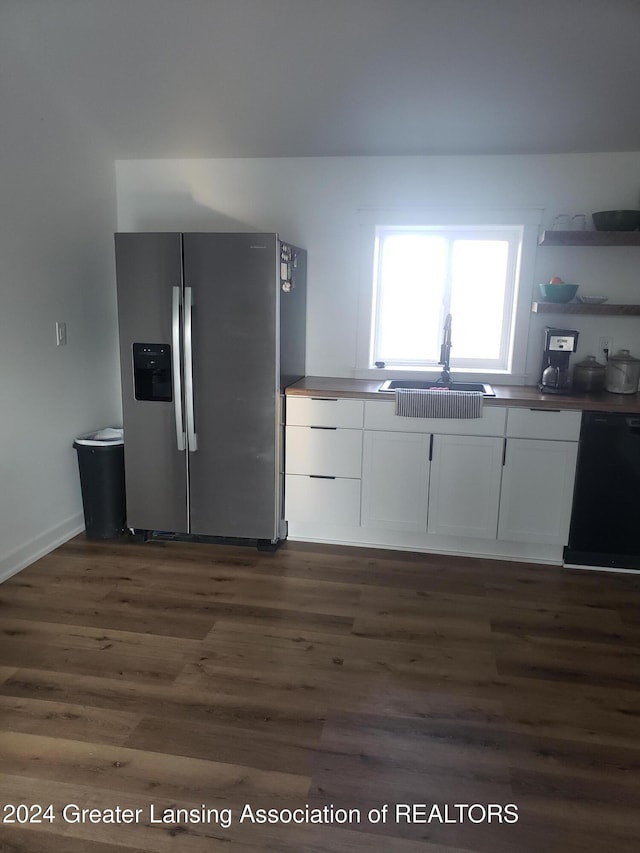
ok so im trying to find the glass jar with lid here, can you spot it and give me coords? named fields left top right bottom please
left=605, top=349, right=640, bottom=394
left=573, top=355, right=606, bottom=393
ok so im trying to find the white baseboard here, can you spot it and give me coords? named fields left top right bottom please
left=0, top=513, right=84, bottom=584
left=287, top=521, right=564, bottom=565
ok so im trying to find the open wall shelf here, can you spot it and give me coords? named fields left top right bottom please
left=532, top=302, right=640, bottom=316
left=539, top=230, right=640, bottom=246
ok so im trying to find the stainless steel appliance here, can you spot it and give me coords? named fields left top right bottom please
left=115, top=232, right=306, bottom=547
left=564, top=412, right=640, bottom=570
left=539, top=327, right=579, bottom=394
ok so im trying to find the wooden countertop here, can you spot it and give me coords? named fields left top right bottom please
left=285, top=376, right=640, bottom=413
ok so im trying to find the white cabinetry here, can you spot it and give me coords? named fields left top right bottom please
left=361, top=431, right=430, bottom=532
left=360, top=403, right=506, bottom=539
left=285, top=395, right=583, bottom=564
left=363, top=401, right=506, bottom=436
left=428, top=435, right=504, bottom=539
left=497, top=408, right=580, bottom=545
left=285, top=475, right=361, bottom=527
left=286, top=426, right=362, bottom=478
left=287, top=396, right=364, bottom=428
left=285, top=397, right=363, bottom=527
left=504, top=407, right=581, bottom=442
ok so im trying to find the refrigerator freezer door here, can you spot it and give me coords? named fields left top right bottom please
left=183, top=233, right=280, bottom=540
left=115, top=232, right=188, bottom=533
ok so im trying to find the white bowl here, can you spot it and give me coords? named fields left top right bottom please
left=577, top=295, right=608, bottom=304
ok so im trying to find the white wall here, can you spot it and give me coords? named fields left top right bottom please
left=0, top=11, right=121, bottom=580
left=116, top=153, right=640, bottom=383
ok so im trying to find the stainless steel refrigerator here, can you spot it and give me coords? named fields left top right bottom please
left=114, top=232, right=306, bottom=546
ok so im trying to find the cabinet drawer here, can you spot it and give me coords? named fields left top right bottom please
left=286, top=396, right=364, bottom=428
left=286, top=426, right=363, bottom=477
left=506, top=408, right=581, bottom=441
left=285, top=474, right=361, bottom=526
left=364, top=400, right=506, bottom=436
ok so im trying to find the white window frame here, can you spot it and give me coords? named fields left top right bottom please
left=355, top=207, right=541, bottom=383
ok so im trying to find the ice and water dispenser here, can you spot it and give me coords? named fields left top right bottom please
left=133, top=343, right=172, bottom=402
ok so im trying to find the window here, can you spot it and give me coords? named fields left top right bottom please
left=369, top=225, right=523, bottom=373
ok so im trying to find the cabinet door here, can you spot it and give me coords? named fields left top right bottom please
left=427, top=435, right=504, bottom=539
left=361, top=431, right=430, bottom=532
left=498, top=439, right=578, bottom=544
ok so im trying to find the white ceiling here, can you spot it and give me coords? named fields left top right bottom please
left=4, top=0, right=640, bottom=159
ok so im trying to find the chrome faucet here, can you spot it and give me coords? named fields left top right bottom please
left=437, top=313, right=453, bottom=386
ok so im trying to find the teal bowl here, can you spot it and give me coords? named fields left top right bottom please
left=538, top=283, right=579, bottom=303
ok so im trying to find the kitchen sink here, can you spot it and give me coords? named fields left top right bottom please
left=379, top=379, right=495, bottom=396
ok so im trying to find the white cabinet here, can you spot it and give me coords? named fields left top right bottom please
left=364, top=400, right=506, bottom=436
left=427, top=435, right=504, bottom=539
left=287, top=396, right=364, bottom=428
left=285, top=474, right=361, bottom=526
left=361, top=431, right=503, bottom=539
left=506, top=407, right=581, bottom=441
left=286, top=426, right=362, bottom=478
left=497, top=407, right=580, bottom=546
left=361, top=431, right=430, bottom=532
left=285, top=395, right=583, bottom=558
left=284, top=396, right=362, bottom=526
left=498, top=438, right=578, bottom=545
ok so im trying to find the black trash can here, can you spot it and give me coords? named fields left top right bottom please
left=74, top=428, right=126, bottom=539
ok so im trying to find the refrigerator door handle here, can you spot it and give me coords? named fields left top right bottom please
left=184, top=286, right=198, bottom=451
left=172, top=286, right=186, bottom=451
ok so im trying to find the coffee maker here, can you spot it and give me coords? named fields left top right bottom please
left=539, top=326, right=579, bottom=394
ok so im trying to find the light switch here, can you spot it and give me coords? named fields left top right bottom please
left=56, top=321, right=67, bottom=346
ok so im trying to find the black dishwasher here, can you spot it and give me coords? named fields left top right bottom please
left=564, top=411, right=640, bottom=570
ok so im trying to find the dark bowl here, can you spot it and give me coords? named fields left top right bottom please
left=592, top=210, right=640, bottom=231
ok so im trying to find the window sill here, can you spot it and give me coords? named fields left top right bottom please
left=352, top=368, right=528, bottom=385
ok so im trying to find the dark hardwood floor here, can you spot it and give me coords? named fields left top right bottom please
left=0, top=535, right=639, bottom=852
